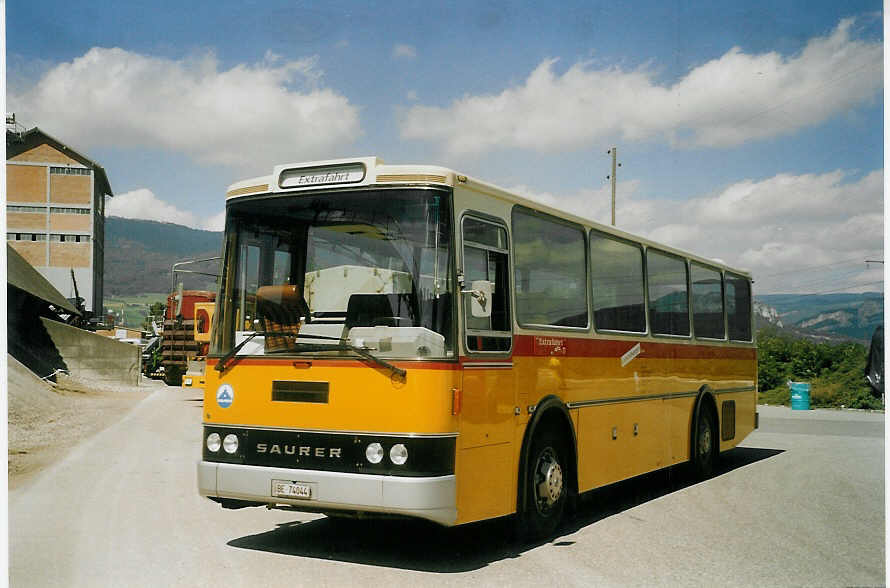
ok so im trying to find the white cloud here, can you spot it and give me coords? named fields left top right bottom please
left=107, top=188, right=222, bottom=231
left=399, top=18, right=882, bottom=156
left=10, top=48, right=361, bottom=173
left=393, top=44, right=417, bottom=59
left=513, top=169, right=883, bottom=294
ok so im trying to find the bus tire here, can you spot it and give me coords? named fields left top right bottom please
left=521, top=429, right=568, bottom=540
left=693, top=405, right=717, bottom=478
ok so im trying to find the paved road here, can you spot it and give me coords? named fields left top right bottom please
left=10, top=388, right=885, bottom=587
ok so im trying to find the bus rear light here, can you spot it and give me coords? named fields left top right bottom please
left=452, top=388, right=461, bottom=415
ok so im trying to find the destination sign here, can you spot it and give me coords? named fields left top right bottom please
left=279, top=163, right=366, bottom=188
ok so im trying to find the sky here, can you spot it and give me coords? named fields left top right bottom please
left=6, top=0, right=884, bottom=295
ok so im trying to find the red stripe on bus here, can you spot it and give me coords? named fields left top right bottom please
left=207, top=336, right=754, bottom=370
left=511, top=334, right=755, bottom=361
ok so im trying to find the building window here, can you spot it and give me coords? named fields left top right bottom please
left=8, top=205, right=47, bottom=213
left=50, top=207, right=91, bottom=215
left=50, top=166, right=91, bottom=176
left=50, top=234, right=90, bottom=243
left=11, top=233, right=49, bottom=241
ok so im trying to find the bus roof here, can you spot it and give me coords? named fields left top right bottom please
left=226, top=156, right=752, bottom=278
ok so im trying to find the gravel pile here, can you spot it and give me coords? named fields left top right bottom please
left=8, top=355, right=157, bottom=489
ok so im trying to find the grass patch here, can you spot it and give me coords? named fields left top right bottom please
left=104, top=293, right=168, bottom=328
left=759, top=387, right=789, bottom=406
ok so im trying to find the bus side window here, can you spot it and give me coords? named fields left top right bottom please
left=512, top=206, right=588, bottom=329
left=726, top=273, right=752, bottom=341
left=462, top=216, right=511, bottom=353
left=691, top=263, right=725, bottom=339
left=647, top=249, right=690, bottom=337
left=590, top=230, right=646, bottom=333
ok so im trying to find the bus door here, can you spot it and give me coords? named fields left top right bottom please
left=456, top=214, right=516, bottom=521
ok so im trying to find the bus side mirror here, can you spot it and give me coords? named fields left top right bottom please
left=463, top=280, right=493, bottom=318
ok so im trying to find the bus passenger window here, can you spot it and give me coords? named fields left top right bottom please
left=726, top=273, right=752, bottom=341
left=512, top=207, right=588, bottom=329
left=590, top=231, right=646, bottom=333
left=647, top=250, right=690, bottom=336
left=691, top=264, right=725, bottom=339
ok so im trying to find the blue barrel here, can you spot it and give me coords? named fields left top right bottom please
left=790, top=382, right=810, bottom=410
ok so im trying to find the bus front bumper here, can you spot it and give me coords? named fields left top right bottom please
left=197, top=461, right=457, bottom=526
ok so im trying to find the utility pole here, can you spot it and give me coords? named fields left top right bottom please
left=606, top=147, right=621, bottom=226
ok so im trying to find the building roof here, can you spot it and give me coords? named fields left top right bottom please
left=6, top=127, right=113, bottom=197
left=7, top=244, right=80, bottom=315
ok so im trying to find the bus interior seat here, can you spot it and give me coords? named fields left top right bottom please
left=256, top=284, right=307, bottom=351
left=345, top=293, right=417, bottom=329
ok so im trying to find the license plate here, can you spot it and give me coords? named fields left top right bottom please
left=272, top=480, right=312, bottom=499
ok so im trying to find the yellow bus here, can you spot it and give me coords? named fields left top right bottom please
left=197, top=157, right=757, bottom=538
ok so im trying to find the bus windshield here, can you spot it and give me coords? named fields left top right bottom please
left=211, top=188, right=454, bottom=359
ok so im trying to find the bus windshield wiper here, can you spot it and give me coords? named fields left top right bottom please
left=215, top=331, right=406, bottom=379
left=214, top=330, right=263, bottom=372
left=214, top=330, right=303, bottom=372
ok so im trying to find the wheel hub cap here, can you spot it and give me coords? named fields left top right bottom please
left=699, top=426, right=711, bottom=456
left=536, top=449, right=563, bottom=508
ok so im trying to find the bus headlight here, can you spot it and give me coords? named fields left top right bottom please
left=206, top=433, right=221, bottom=453
left=390, top=443, right=408, bottom=465
left=365, top=442, right=384, bottom=464
left=223, top=434, right=239, bottom=454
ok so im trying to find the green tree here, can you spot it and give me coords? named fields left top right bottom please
left=756, top=327, right=882, bottom=409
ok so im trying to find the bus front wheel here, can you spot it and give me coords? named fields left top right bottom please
left=521, top=430, right=568, bottom=539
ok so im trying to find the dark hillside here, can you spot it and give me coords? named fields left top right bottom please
left=104, top=217, right=222, bottom=296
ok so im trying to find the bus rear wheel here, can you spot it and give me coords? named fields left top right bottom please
left=521, top=430, right=568, bottom=540
left=693, top=407, right=717, bottom=478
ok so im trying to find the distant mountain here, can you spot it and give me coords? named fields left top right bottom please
left=104, top=217, right=222, bottom=296
left=754, top=293, right=883, bottom=343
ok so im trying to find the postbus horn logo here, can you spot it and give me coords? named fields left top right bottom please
left=216, top=384, right=234, bottom=408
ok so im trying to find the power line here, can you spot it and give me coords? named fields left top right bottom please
left=806, top=280, right=884, bottom=296
left=731, top=60, right=877, bottom=128
left=758, top=256, right=881, bottom=278
left=782, top=268, right=869, bottom=291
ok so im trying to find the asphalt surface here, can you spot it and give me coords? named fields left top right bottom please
left=9, top=388, right=885, bottom=587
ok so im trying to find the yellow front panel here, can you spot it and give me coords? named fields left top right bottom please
left=204, top=359, right=460, bottom=434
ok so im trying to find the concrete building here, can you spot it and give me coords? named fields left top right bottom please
left=6, top=126, right=113, bottom=315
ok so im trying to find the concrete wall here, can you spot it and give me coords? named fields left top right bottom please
left=41, top=318, right=141, bottom=385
